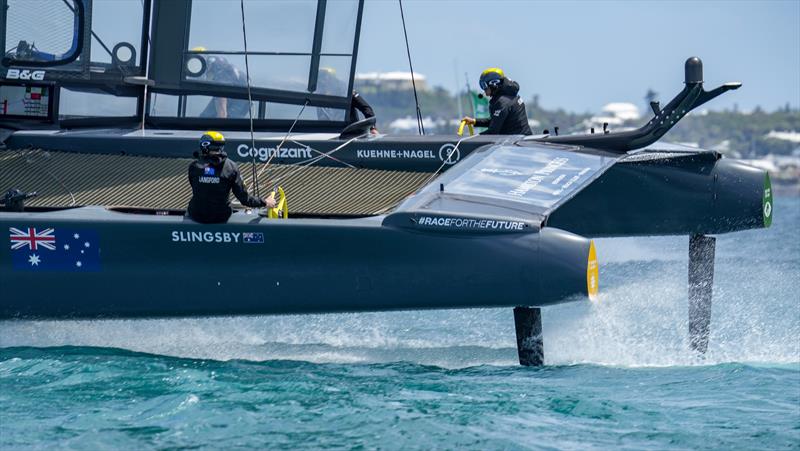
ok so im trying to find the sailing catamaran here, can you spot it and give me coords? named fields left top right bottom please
left=0, top=0, right=772, bottom=365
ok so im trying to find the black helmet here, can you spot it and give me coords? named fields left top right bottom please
left=199, top=131, right=225, bottom=154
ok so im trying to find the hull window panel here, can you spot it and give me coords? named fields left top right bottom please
left=246, top=55, right=312, bottom=94
left=188, top=0, right=316, bottom=54
left=184, top=53, right=314, bottom=96
left=146, top=93, right=344, bottom=122
left=321, top=0, right=359, bottom=55
left=148, top=93, right=180, bottom=118
left=316, top=56, right=352, bottom=97
left=266, top=102, right=345, bottom=122
left=184, top=53, right=249, bottom=88
left=183, top=95, right=255, bottom=120
left=86, top=0, right=143, bottom=70
left=58, top=88, right=137, bottom=118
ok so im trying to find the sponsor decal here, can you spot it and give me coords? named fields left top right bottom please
left=416, top=216, right=526, bottom=231
left=356, top=149, right=437, bottom=160
left=5, top=69, right=46, bottom=81
left=507, top=157, right=570, bottom=197
left=438, top=143, right=460, bottom=165
left=480, top=168, right=523, bottom=176
left=171, top=231, right=264, bottom=244
left=353, top=144, right=461, bottom=164
left=9, top=227, right=101, bottom=271
left=237, top=144, right=312, bottom=162
left=763, top=173, right=773, bottom=228
left=552, top=168, right=592, bottom=196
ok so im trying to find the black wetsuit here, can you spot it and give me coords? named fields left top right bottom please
left=186, top=152, right=265, bottom=224
left=318, top=91, right=375, bottom=123
left=317, top=91, right=375, bottom=124
left=475, top=79, right=532, bottom=135
left=349, top=91, right=375, bottom=123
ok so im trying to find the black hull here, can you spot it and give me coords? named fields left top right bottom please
left=0, top=208, right=594, bottom=319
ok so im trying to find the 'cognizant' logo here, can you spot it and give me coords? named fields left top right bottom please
left=237, top=144, right=312, bottom=162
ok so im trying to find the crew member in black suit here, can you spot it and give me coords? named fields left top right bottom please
left=349, top=91, right=378, bottom=134
left=461, top=68, right=532, bottom=135
left=186, top=131, right=274, bottom=224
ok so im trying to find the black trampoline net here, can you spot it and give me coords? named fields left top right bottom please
left=4, top=0, right=79, bottom=64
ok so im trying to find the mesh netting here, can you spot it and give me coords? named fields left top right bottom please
left=5, top=0, right=77, bottom=57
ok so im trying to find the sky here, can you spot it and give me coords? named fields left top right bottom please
left=356, top=0, right=800, bottom=113
left=36, top=0, right=799, bottom=116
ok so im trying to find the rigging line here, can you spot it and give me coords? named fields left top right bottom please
left=263, top=128, right=366, bottom=178
left=239, top=0, right=259, bottom=198
left=420, top=134, right=478, bottom=187
left=254, top=99, right=310, bottom=185
left=288, top=139, right=357, bottom=168
left=269, top=136, right=363, bottom=184
left=398, top=0, right=424, bottom=136
left=16, top=149, right=77, bottom=207
left=259, top=135, right=363, bottom=189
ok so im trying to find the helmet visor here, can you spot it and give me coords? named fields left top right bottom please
left=200, top=139, right=223, bottom=153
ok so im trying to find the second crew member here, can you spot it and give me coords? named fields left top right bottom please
left=461, top=68, right=532, bottom=135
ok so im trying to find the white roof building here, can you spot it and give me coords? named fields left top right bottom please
left=355, top=72, right=428, bottom=91
left=581, top=102, right=641, bottom=132
left=765, top=130, right=800, bottom=143
left=389, top=116, right=444, bottom=132
left=601, top=102, right=641, bottom=121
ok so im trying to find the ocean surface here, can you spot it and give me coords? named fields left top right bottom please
left=1, top=197, right=798, bottom=450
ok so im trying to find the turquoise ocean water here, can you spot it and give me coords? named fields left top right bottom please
left=1, top=198, right=798, bottom=449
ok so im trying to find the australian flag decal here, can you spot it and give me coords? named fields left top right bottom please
left=242, top=232, right=264, bottom=244
left=203, top=166, right=216, bottom=176
left=9, top=227, right=101, bottom=272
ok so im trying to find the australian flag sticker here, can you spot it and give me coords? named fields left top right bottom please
left=203, top=166, right=216, bottom=176
left=242, top=232, right=264, bottom=244
left=9, top=227, right=101, bottom=272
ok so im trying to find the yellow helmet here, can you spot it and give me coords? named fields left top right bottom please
left=479, top=67, right=505, bottom=90
left=191, top=46, right=207, bottom=53
left=199, top=131, right=225, bottom=152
